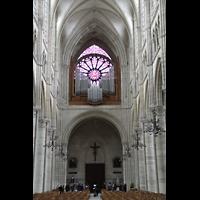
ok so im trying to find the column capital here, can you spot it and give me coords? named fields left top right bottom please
left=48, top=127, right=56, bottom=132
left=38, top=118, right=50, bottom=127
left=33, top=105, right=41, bottom=111
left=154, top=105, right=165, bottom=116
left=33, top=110, right=37, bottom=118
left=133, top=127, right=142, bottom=132
left=48, top=128, right=56, bottom=135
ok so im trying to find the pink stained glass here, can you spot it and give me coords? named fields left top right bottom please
left=89, top=70, right=100, bottom=80
left=80, top=62, right=90, bottom=70
left=99, top=62, right=108, bottom=70
left=96, top=58, right=104, bottom=69
left=86, top=60, right=92, bottom=69
left=101, top=68, right=109, bottom=73
left=92, top=57, right=97, bottom=68
left=78, top=45, right=111, bottom=60
left=80, top=68, right=87, bottom=73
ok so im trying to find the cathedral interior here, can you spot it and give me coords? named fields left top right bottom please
left=33, top=0, right=166, bottom=195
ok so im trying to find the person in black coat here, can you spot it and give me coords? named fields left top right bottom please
left=123, top=183, right=127, bottom=192
left=96, top=184, right=99, bottom=196
left=114, top=182, right=117, bottom=191
left=71, top=184, right=74, bottom=191
left=103, top=183, right=106, bottom=189
left=58, top=185, right=62, bottom=194
left=65, top=183, right=69, bottom=192
left=80, top=184, right=83, bottom=191
left=119, top=183, right=123, bottom=191
left=108, top=182, right=112, bottom=191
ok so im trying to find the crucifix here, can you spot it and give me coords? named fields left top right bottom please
left=90, top=142, right=100, bottom=161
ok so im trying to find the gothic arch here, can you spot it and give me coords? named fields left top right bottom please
left=63, top=19, right=127, bottom=68
left=73, top=38, right=117, bottom=63
left=62, top=110, right=126, bottom=148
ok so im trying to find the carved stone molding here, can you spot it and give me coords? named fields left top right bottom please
left=155, top=106, right=165, bottom=116
left=33, top=110, right=37, bottom=118
left=48, top=128, right=56, bottom=135
left=39, top=118, right=50, bottom=128
left=33, top=105, right=41, bottom=111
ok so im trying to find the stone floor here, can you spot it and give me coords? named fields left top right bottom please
left=89, top=193, right=101, bottom=200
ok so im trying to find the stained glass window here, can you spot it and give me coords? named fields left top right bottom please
left=74, top=44, right=115, bottom=98
left=75, top=55, right=113, bottom=87
left=78, top=44, right=111, bottom=60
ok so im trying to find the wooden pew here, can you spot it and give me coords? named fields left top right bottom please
left=33, top=189, right=90, bottom=200
left=101, top=189, right=166, bottom=200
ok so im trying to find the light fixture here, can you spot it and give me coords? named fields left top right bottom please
left=132, top=129, right=146, bottom=151
left=55, top=146, right=68, bottom=161
left=119, top=142, right=131, bottom=162
left=43, top=130, right=61, bottom=151
left=143, top=108, right=165, bottom=137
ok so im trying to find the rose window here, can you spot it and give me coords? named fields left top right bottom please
left=74, top=44, right=115, bottom=102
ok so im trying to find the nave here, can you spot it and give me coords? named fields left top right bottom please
left=33, top=0, right=166, bottom=195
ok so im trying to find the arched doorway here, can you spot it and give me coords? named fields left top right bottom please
left=67, top=117, right=122, bottom=192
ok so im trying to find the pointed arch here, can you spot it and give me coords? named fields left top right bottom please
left=73, top=38, right=117, bottom=62
left=62, top=110, right=126, bottom=148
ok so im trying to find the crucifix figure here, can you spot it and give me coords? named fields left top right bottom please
left=90, top=142, right=100, bottom=161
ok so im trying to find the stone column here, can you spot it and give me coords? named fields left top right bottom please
left=122, top=142, right=127, bottom=184
left=33, top=118, right=49, bottom=193
left=33, top=109, right=38, bottom=181
left=51, top=147, right=55, bottom=190
left=54, top=147, right=60, bottom=187
left=143, top=119, right=158, bottom=193
left=66, top=66, right=70, bottom=104
left=132, top=129, right=139, bottom=190
left=155, top=106, right=166, bottom=194
left=62, top=64, right=68, bottom=104
left=120, top=66, right=128, bottom=104
left=159, top=0, right=166, bottom=90
left=134, top=128, right=146, bottom=191
left=44, top=128, right=55, bottom=192
left=138, top=129, right=147, bottom=191
left=130, top=133, right=135, bottom=188
left=64, top=158, right=67, bottom=185
left=145, top=0, right=155, bottom=108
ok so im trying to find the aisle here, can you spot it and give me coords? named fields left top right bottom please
left=89, top=193, right=101, bottom=200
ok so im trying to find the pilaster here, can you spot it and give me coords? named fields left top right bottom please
left=33, top=109, right=38, bottom=181
left=33, top=118, right=49, bottom=193
left=142, top=120, right=158, bottom=193
left=154, top=106, right=166, bottom=193
left=44, top=127, right=53, bottom=191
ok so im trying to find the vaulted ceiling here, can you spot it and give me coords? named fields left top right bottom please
left=51, top=0, right=139, bottom=65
